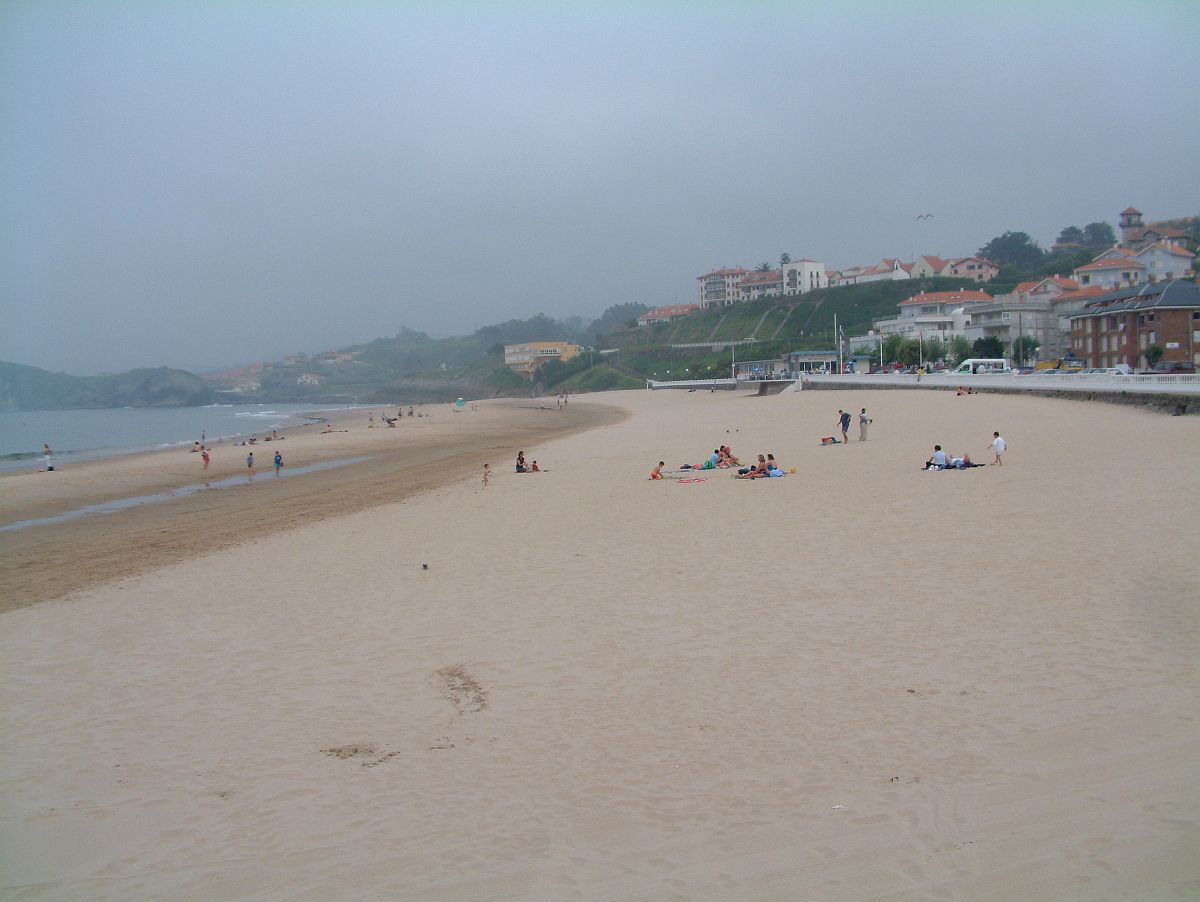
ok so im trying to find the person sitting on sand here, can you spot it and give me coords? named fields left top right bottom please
left=738, top=454, right=768, bottom=478
left=650, top=461, right=665, bottom=480
left=924, top=445, right=949, bottom=470
left=530, top=460, right=540, bottom=472
left=721, top=446, right=741, bottom=467
left=765, top=453, right=785, bottom=477
left=515, top=451, right=528, bottom=473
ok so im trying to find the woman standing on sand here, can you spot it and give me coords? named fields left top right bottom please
left=202, top=447, right=211, bottom=471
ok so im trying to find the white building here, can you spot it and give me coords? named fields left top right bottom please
left=1073, top=256, right=1146, bottom=289
left=1134, top=241, right=1194, bottom=283
left=872, top=288, right=992, bottom=340
left=696, top=268, right=750, bottom=307
left=780, top=259, right=828, bottom=294
left=831, top=258, right=911, bottom=287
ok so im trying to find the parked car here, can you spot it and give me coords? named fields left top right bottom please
left=1150, top=361, right=1196, bottom=374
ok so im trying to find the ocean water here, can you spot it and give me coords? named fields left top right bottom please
left=0, top=404, right=366, bottom=474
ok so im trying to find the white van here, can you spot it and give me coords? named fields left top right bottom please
left=953, top=358, right=1012, bottom=375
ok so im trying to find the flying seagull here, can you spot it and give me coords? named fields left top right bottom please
left=916, top=213, right=935, bottom=221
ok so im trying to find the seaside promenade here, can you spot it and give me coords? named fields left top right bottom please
left=1, top=388, right=1197, bottom=899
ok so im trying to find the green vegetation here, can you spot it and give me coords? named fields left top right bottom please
left=0, top=362, right=218, bottom=411
left=1145, top=345, right=1165, bottom=369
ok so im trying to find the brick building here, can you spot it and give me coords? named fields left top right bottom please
left=1066, top=280, right=1200, bottom=370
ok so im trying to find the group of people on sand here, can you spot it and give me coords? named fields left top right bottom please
left=514, top=451, right=540, bottom=473
left=244, top=449, right=285, bottom=481
left=923, top=431, right=1005, bottom=470
left=736, top=453, right=786, bottom=479
left=835, top=408, right=872, bottom=443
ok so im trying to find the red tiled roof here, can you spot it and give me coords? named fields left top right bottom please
left=917, top=255, right=951, bottom=271
left=1141, top=225, right=1188, bottom=238
left=1076, top=258, right=1146, bottom=271
left=739, top=270, right=782, bottom=286
left=899, top=289, right=992, bottom=306
left=1013, top=281, right=1040, bottom=294
left=1052, top=286, right=1108, bottom=304
left=1122, top=207, right=1141, bottom=215
left=697, top=267, right=750, bottom=279
left=1137, top=241, right=1195, bottom=258
left=639, top=304, right=699, bottom=321
left=1041, top=276, right=1080, bottom=290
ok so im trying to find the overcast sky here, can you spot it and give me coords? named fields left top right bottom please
left=2, top=2, right=1198, bottom=374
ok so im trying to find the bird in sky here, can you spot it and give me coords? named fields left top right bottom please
left=916, top=213, right=935, bottom=221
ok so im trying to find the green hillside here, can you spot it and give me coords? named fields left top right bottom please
left=0, top=362, right=219, bottom=411
left=596, top=277, right=1004, bottom=379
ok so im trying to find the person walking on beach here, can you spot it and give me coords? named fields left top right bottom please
left=273, top=451, right=283, bottom=477
left=837, top=409, right=851, bottom=443
left=246, top=451, right=255, bottom=481
left=202, top=447, right=211, bottom=471
left=858, top=408, right=872, bottom=442
left=482, top=463, right=490, bottom=486
left=989, top=431, right=1006, bottom=465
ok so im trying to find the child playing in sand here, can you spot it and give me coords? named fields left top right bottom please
left=650, top=461, right=665, bottom=479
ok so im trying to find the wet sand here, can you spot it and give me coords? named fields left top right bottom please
left=0, top=399, right=624, bottom=611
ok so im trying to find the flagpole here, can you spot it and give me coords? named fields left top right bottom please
left=835, top=313, right=843, bottom=374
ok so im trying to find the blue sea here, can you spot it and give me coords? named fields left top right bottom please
left=0, top=404, right=365, bottom=473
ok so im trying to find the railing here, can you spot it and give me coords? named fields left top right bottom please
left=647, top=378, right=738, bottom=389
left=798, top=372, right=1200, bottom=394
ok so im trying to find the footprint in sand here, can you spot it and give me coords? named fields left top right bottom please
left=433, top=664, right=488, bottom=714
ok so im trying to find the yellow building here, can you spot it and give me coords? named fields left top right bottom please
left=503, top=341, right=582, bottom=378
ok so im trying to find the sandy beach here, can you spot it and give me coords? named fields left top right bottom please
left=1, top=388, right=1197, bottom=899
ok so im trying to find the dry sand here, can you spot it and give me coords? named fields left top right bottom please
left=1, top=388, right=1198, bottom=899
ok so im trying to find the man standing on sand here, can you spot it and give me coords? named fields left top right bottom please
left=858, top=408, right=872, bottom=441
left=837, top=409, right=851, bottom=443
left=273, top=451, right=283, bottom=477
left=990, top=431, right=1006, bottom=465
left=246, top=451, right=255, bottom=481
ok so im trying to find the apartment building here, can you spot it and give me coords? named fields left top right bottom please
left=872, top=288, right=992, bottom=340
left=1067, top=280, right=1200, bottom=369
left=696, top=268, right=750, bottom=308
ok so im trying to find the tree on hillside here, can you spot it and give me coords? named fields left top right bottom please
left=978, top=232, right=1045, bottom=268
left=589, top=302, right=649, bottom=343
left=972, top=336, right=1005, bottom=359
left=1056, top=225, right=1085, bottom=246
left=1012, top=336, right=1040, bottom=364
left=1082, top=221, right=1117, bottom=247
left=756, top=262, right=772, bottom=272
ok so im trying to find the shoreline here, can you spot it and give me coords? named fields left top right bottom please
left=0, top=398, right=625, bottom=612
left=0, top=403, right=359, bottom=476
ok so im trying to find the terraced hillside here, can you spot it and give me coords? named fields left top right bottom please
left=599, top=277, right=1005, bottom=379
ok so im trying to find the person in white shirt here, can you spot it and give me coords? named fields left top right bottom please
left=990, top=431, right=1006, bottom=465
